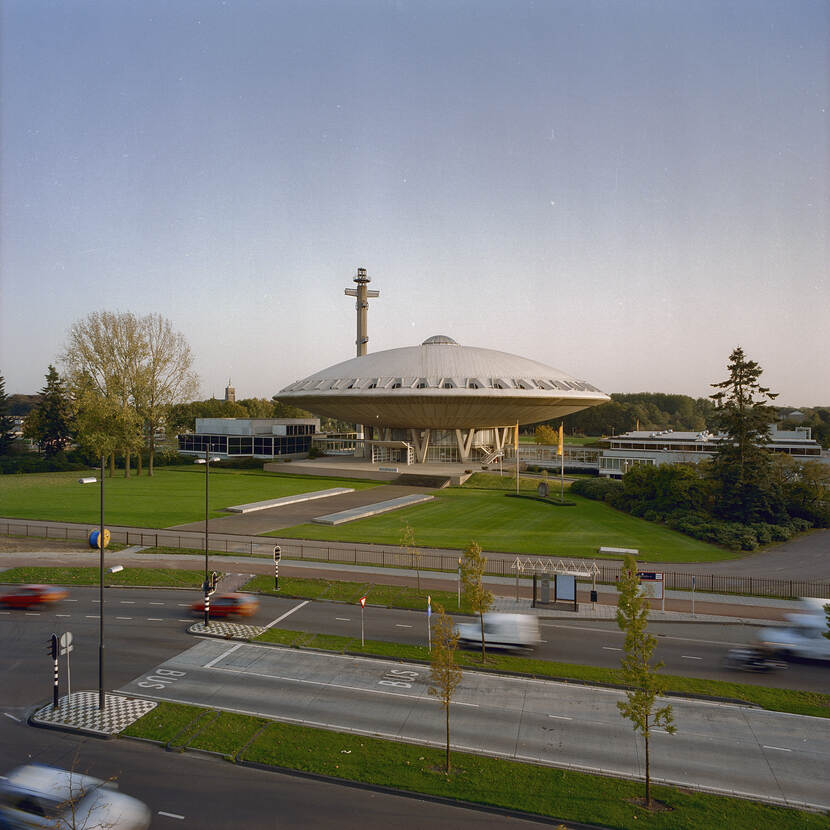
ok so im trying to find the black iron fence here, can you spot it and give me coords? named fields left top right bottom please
left=2, top=520, right=828, bottom=600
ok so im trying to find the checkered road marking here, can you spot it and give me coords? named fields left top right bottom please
left=188, top=620, right=265, bottom=639
left=31, top=692, right=156, bottom=736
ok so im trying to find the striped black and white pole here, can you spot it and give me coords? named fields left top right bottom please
left=205, top=590, right=210, bottom=623
left=48, top=633, right=59, bottom=709
left=273, top=546, right=281, bottom=591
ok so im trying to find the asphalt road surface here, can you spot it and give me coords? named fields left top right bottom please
left=119, top=637, right=830, bottom=811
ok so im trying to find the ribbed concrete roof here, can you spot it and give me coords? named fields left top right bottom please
left=279, top=337, right=609, bottom=429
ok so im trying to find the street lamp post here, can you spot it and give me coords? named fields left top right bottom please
left=97, top=454, right=105, bottom=710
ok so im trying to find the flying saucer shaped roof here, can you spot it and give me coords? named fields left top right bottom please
left=279, top=337, right=609, bottom=429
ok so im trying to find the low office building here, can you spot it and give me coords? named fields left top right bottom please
left=598, top=425, right=823, bottom=478
left=178, top=418, right=319, bottom=459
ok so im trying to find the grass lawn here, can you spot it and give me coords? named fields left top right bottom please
left=269, top=480, right=735, bottom=563
left=0, top=468, right=380, bottom=528
left=123, top=701, right=827, bottom=829
left=0, top=566, right=204, bottom=588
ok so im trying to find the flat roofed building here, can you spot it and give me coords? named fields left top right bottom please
left=599, top=425, right=824, bottom=478
left=178, top=418, right=319, bottom=459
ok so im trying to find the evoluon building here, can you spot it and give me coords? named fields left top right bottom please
left=278, top=335, right=610, bottom=465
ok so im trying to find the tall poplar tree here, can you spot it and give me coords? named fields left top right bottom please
left=709, top=347, right=783, bottom=523
left=428, top=605, right=463, bottom=774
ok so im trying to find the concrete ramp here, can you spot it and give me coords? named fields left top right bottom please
left=312, top=493, right=434, bottom=525
left=225, top=488, right=353, bottom=514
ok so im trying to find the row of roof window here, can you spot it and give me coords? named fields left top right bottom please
left=283, top=377, right=602, bottom=393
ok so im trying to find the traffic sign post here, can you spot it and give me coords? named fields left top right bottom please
left=60, top=632, right=74, bottom=699
left=359, top=595, right=366, bottom=647
left=691, top=574, right=696, bottom=617
left=273, top=545, right=281, bottom=591
left=457, top=559, right=462, bottom=608
left=47, top=633, right=58, bottom=709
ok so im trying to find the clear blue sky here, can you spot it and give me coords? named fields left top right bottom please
left=1, top=1, right=827, bottom=405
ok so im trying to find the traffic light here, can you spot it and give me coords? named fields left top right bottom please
left=47, top=633, right=58, bottom=659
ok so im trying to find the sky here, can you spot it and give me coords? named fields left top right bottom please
left=1, top=0, right=828, bottom=406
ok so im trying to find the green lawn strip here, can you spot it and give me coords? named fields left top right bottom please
left=0, top=468, right=380, bottom=528
left=0, top=566, right=204, bottom=588
left=268, top=486, right=736, bottom=564
left=121, top=701, right=204, bottom=744
left=123, top=703, right=826, bottom=829
left=252, top=628, right=830, bottom=718
left=244, top=574, right=473, bottom=614
left=185, top=711, right=269, bottom=757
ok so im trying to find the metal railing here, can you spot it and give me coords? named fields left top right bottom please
left=2, top=520, right=828, bottom=600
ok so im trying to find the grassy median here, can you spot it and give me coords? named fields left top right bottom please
left=122, top=701, right=827, bottom=829
left=0, top=566, right=204, bottom=588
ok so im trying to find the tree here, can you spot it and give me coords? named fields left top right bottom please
left=133, top=313, right=198, bottom=475
left=534, top=424, right=557, bottom=445
left=23, top=366, right=74, bottom=457
left=0, top=373, right=16, bottom=454
left=459, top=541, right=493, bottom=661
left=616, top=555, right=675, bottom=807
left=428, top=604, right=463, bottom=774
left=709, top=347, right=783, bottom=523
left=400, top=522, right=421, bottom=592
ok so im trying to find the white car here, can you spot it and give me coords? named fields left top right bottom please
left=0, top=764, right=151, bottom=830
left=757, top=597, right=830, bottom=662
left=454, top=612, right=541, bottom=652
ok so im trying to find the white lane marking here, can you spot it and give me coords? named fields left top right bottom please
left=0, top=611, right=9, bottom=614
left=177, top=604, right=190, bottom=607
left=116, top=617, right=133, bottom=620
left=204, top=642, right=243, bottom=669
left=85, top=615, right=100, bottom=619
left=602, top=646, right=622, bottom=651
left=120, top=601, right=136, bottom=604
left=65, top=599, right=78, bottom=602
left=682, top=655, right=702, bottom=660
left=548, top=714, right=572, bottom=720
left=178, top=619, right=192, bottom=622
left=150, top=602, right=165, bottom=606
left=4, top=713, right=21, bottom=722
left=25, top=612, right=41, bottom=616
left=147, top=618, right=164, bottom=621
left=335, top=617, right=351, bottom=622
left=264, top=600, right=309, bottom=630
left=157, top=811, right=185, bottom=820
left=394, top=624, right=412, bottom=628
left=763, top=745, right=792, bottom=752
left=209, top=663, right=480, bottom=706
left=55, top=614, right=71, bottom=617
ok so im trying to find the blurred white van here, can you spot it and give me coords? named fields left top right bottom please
left=454, top=613, right=541, bottom=652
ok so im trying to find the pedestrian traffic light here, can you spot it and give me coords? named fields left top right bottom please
left=47, top=633, right=58, bottom=659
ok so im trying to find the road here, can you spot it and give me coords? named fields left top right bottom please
left=2, top=586, right=828, bottom=693
left=0, top=589, right=556, bottom=829
left=119, top=636, right=830, bottom=811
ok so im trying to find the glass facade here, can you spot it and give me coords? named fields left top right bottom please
left=178, top=422, right=316, bottom=457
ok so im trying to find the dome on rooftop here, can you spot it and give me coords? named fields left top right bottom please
left=279, top=338, right=609, bottom=430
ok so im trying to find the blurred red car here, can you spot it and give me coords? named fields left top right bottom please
left=0, top=584, right=68, bottom=609
left=191, top=593, right=259, bottom=619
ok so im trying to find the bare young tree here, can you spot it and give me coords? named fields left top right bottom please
left=428, top=604, right=463, bottom=774
left=459, top=540, right=493, bottom=662
left=616, top=554, right=675, bottom=807
left=134, top=313, right=198, bottom=475
left=400, top=521, right=421, bottom=592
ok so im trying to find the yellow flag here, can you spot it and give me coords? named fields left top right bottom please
left=557, top=423, right=564, bottom=456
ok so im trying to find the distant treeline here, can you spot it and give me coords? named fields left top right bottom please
left=550, top=393, right=830, bottom=448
